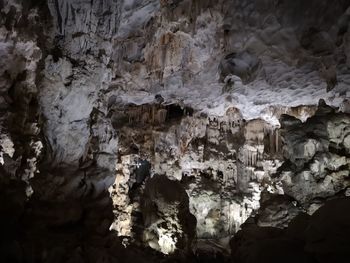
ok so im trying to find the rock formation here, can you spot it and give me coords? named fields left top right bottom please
left=0, top=0, right=349, bottom=262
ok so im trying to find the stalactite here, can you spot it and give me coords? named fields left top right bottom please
left=141, top=112, right=149, bottom=125
left=156, top=109, right=167, bottom=124
left=270, top=129, right=274, bottom=154
left=152, top=105, right=155, bottom=123
left=248, top=150, right=250, bottom=166
left=249, top=150, right=251, bottom=166
left=275, top=129, right=279, bottom=153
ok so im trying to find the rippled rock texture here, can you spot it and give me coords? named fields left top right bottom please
left=0, top=0, right=349, bottom=262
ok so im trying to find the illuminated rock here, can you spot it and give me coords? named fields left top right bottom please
left=141, top=174, right=196, bottom=254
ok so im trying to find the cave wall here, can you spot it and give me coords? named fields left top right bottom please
left=0, top=0, right=349, bottom=261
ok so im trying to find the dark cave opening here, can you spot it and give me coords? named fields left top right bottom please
left=166, top=104, right=194, bottom=121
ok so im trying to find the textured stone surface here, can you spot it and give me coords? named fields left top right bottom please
left=141, top=174, right=196, bottom=254
left=230, top=198, right=350, bottom=263
left=0, top=0, right=350, bottom=262
left=279, top=104, right=350, bottom=206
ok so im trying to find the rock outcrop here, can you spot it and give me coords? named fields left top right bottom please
left=230, top=197, right=350, bottom=263
left=142, top=174, right=196, bottom=255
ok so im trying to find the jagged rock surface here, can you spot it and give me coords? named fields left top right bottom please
left=230, top=197, right=350, bottom=263
left=279, top=104, right=350, bottom=209
left=0, top=0, right=350, bottom=262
